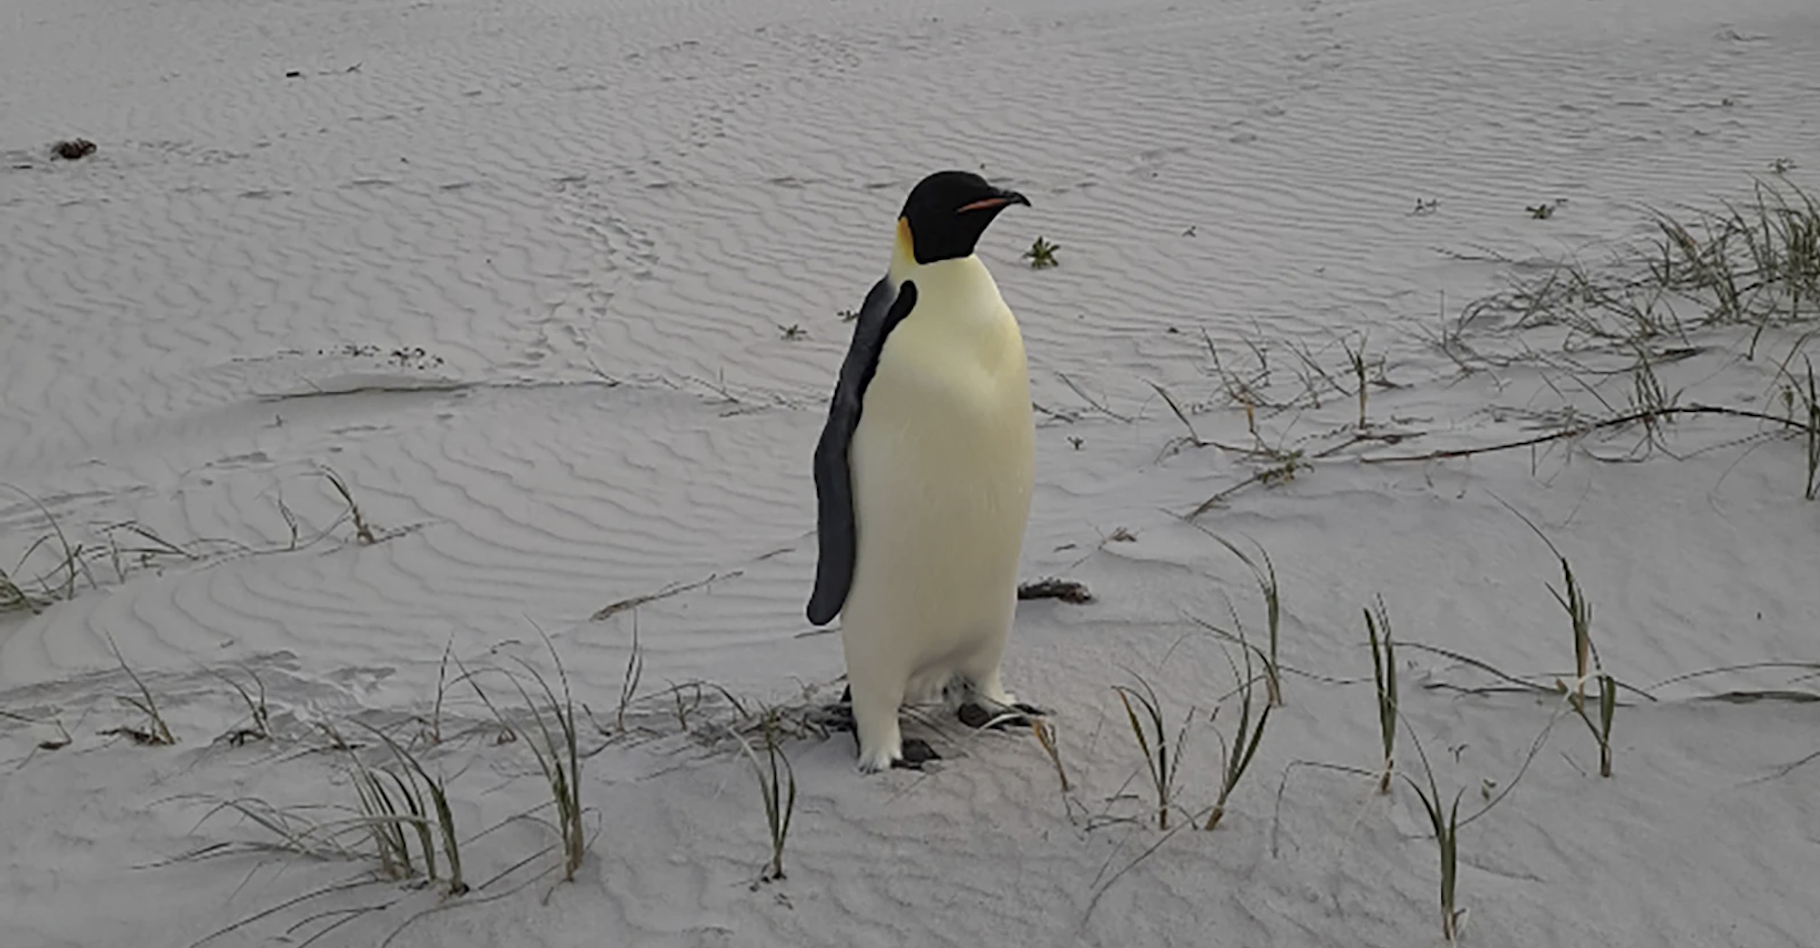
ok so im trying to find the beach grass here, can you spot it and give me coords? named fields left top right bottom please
left=1196, top=530, right=1284, bottom=707
left=210, top=665, right=270, bottom=746
left=321, top=466, right=379, bottom=545
left=732, top=706, right=797, bottom=884
left=106, top=634, right=175, bottom=746
left=1402, top=725, right=1466, bottom=943
left=1365, top=597, right=1397, bottom=794
left=355, top=723, right=467, bottom=894
left=1202, top=639, right=1273, bottom=830
left=461, top=632, right=587, bottom=883
left=1112, top=676, right=1189, bottom=831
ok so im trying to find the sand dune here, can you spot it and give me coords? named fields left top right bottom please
left=4, top=0, right=1819, bottom=944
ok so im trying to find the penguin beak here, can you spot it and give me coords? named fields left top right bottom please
left=957, top=189, right=1031, bottom=214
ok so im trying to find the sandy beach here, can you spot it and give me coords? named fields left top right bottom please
left=3, top=0, right=1819, bottom=944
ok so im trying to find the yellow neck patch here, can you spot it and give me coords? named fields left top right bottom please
left=892, top=217, right=917, bottom=275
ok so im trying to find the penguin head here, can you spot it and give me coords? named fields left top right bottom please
left=898, top=170, right=1030, bottom=265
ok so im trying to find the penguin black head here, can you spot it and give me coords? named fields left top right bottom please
left=898, top=170, right=1030, bottom=265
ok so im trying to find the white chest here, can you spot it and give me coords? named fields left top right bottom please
left=865, top=258, right=1033, bottom=461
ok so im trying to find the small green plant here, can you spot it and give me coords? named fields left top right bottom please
left=1797, top=357, right=1820, bottom=501
left=346, top=746, right=420, bottom=882
left=355, top=724, right=467, bottom=895
left=107, top=635, right=174, bottom=746
left=733, top=707, right=797, bottom=884
left=463, top=632, right=587, bottom=882
left=1547, top=550, right=1615, bottom=777
left=1112, top=677, right=1190, bottom=830
left=1202, top=532, right=1284, bottom=707
left=213, top=666, right=270, bottom=746
left=671, top=681, right=705, bottom=730
left=1649, top=180, right=1818, bottom=330
left=1404, top=730, right=1466, bottom=943
left=1202, top=644, right=1273, bottom=830
left=321, top=467, right=378, bottom=545
left=1595, top=673, right=1616, bottom=778
left=1343, top=333, right=1371, bottom=428
left=1365, top=598, right=1397, bottom=794
left=3, top=485, right=87, bottom=605
left=1772, top=157, right=1796, bottom=175
left=617, top=615, right=644, bottom=733
left=0, top=565, right=39, bottom=614
left=1257, top=450, right=1307, bottom=490
left=1527, top=201, right=1558, bottom=220
left=1031, top=717, right=1071, bottom=794
left=778, top=324, right=807, bottom=341
left=1625, top=346, right=1682, bottom=454
left=1553, top=557, right=1592, bottom=710
left=837, top=308, right=858, bottom=322
left=1147, top=380, right=1207, bottom=453
left=518, top=653, right=585, bottom=881
left=1024, top=236, right=1060, bottom=269
left=422, top=637, right=454, bottom=745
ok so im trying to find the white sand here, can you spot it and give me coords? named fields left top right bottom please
left=4, top=0, right=1819, bottom=944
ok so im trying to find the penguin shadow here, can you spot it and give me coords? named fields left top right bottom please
left=810, top=684, right=1048, bottom=770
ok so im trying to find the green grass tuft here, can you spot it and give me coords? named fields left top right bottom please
left=732, top=706, right=797, bottom=884
left=463, top=631, right=587, bottom=882
left=1023, top=236, right=1060, bottom=269
left=1112, top=677, right=1189, bottom=831
left=106, top=635, right=175, bottom=746
left=616, top=615, right=644, bottom=733
left=1547, top=552, right=1617, bottom=777
left=355, top=724, right=467, bottom=895
left=211, top=666, right=270, bottom=746
left=1797, top=357, right=1820, bottom=500
left=1365, top=597, right=1397, bottom=794
left=1195, top=530, right=1284, bottom=707
left=1203, top=641, right=1274, bottom=830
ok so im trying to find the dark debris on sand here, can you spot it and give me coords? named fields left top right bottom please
left=51, top=139, right=97, bottom=160
left=1017, top=577, right=1093, bottom=604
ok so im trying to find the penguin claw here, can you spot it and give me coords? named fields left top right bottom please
left=813, top=703, right=855, bottom=733
left=1012, top=701, right=1049, bottom=718
left=891, top=738, right=941, bottom=769
left=810, top=685, right=857, bottom=732
left=957, top=701, right=1037, bottom=731
left=957, top=702, right=994, bottom=729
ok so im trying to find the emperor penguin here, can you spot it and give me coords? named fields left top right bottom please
left=807, top=169, right=1041, bottom=773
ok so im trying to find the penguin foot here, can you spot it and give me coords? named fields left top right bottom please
left=957, top=701, right=1043, bottom=731
left=1012, top=701, right=1050, bottom=717
left=891, top=738, right=941, bottom=770
left=810, top=685, right=856, bottom=732
left=814, top=703, right=855, bottom=732
left=958, top=701, right=1017, bottom=729
left=855, top=739, right=939, bottom=774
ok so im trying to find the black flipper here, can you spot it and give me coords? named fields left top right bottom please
left=806, top=277, right=920, bottom=626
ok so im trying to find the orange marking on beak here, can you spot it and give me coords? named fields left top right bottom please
left=956, top=196, right=1012, bottom=213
